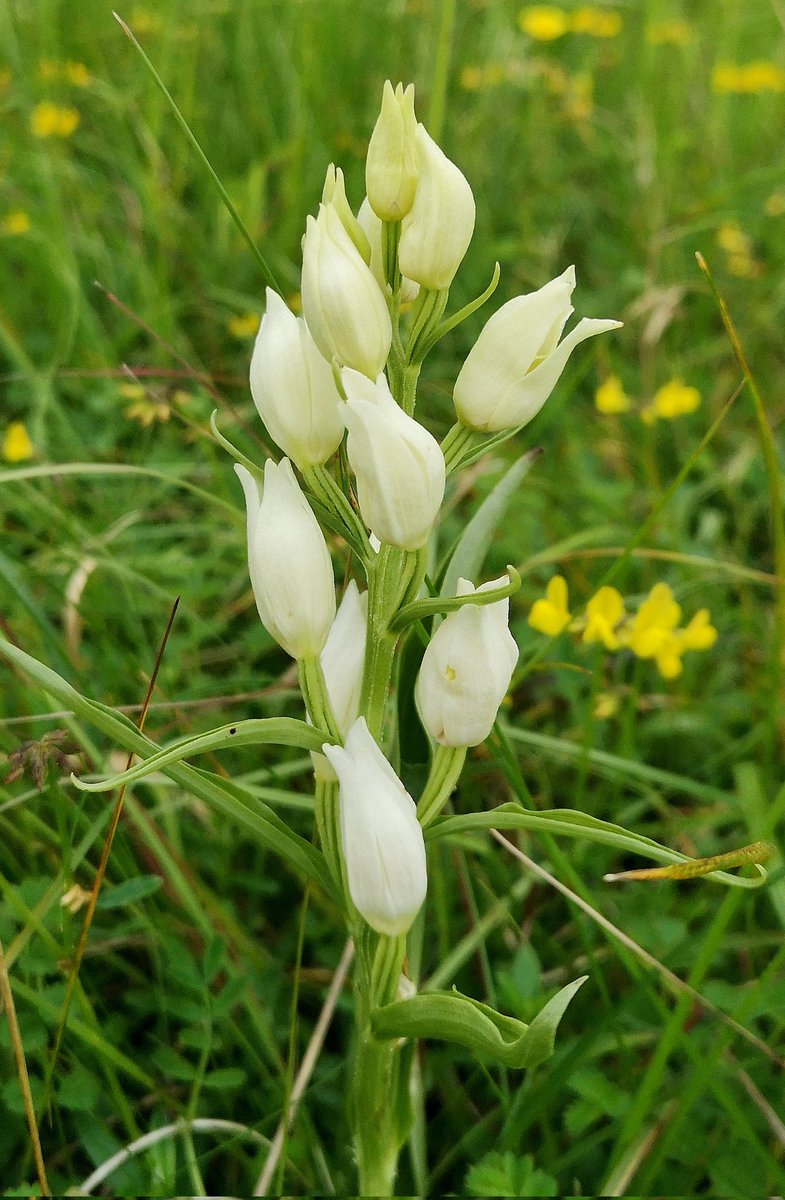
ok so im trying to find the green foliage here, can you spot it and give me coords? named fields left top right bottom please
left=2, top=0, right=785, bottom=1193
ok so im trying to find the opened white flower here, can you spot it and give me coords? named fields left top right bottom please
left=322, top=717, right=427, bottom=936
left=340, top=368, right=445, bottom=551
left=301, top=202, right=392, bottom=379
left=235, top=460, right=335, bottom=659
left=416, top=576, right=519, bottom=746
left=250, top=289, right=344, bottom=468
left=453, top=266, right=622, bottom=432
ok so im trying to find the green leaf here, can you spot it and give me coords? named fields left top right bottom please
left=0, top=637, right=338, bottom=904
left=96, top=874, right=164, bottom=909
left=465, top=1151, right=559, bottom=1198
left=71, top=716, right=331, bottom=792
left=441, top=451, right=541, bottom=600
left=426, top=802, right=769, bottom=889
left=370, top=977, right=586, bottom=1069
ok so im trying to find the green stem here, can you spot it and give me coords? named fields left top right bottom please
left=304, top=465, right=372, bottom=565
left=297, top=657, right=342, bottom=744
left=417, top=744, right=467, bottom=828
left=361, top=545, right=427, bottom=740
left=352, top=933, right=408, bottom=1196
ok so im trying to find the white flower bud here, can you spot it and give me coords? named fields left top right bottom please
left=301, top=203, right=392, bottom=379
left=357, top=197, right=420, bottom=305
left=340, top=368, right=445, bottom=551
left=235, top=459, right=335, bottom=659
left=416, top=576, right=519, bottom=747
left=322, top=717, right=427, bottom=936
left=250, top=289, right=345, bottom=468
left=397, top=124, right=475, bottom=291
left=365, top=80, right=419, bottom=221
left=453, top=266, right=623, bottom=432
left=312, top=581, right=368, bottom=781
left=321, top=164, right=371, bottom=261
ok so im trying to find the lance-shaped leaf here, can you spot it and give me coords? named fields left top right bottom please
left=371, top=977, right=587, bottom=1068
left=70, top=717, right=331, bottom=792
left=426, top=802, right=769, bottom=889
left=0, top=638, right=338, bottom=902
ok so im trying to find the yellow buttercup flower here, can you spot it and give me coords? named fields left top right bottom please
left=583, top=586, right=625, bottom=650
left=595, top=375, right=631, bottom=414
left=30, top=102, right=80, bottom=139
left=712, top=62, right=785, bottom=95
left=227, top=311, right=260, bottom=339
left=641, top=379, right=701, bottom=423
left=2, top=422, right=34, bottom=463
left=528, top=575, right=572, bottom=636
left=570, top=7, right=622, bottom=38
left=716, top=222, right=751, bottom=255
left=594, top=691, right=620, bottom=719
left=646, top=19, right=692, bottom=46
left=2, top=210, right=31, bottom=235
left=518, top=5, right=569, bottom=40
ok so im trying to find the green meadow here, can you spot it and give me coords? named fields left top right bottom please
left=2, top=0, right=785, bottom=1193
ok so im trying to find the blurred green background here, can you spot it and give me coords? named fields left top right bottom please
left=2, top=0, right=785, bottom=1194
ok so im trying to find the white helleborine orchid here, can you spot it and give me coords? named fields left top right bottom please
left=301, top=202, right=392, bottom=379
left=235, top=459, right=335, bottom=660
left=365, top=80, right=419, bottom=221
left=357, top=197, right=420, bottom=306
left=322, top=164, right=371, bottom=261
left=453, top=266, right=623, bottom=432
left=312, top=581, right=368, bottom=781
left=397, top=123, right=476, bottom=291
left=416, top=576, right=519, bottom=747
left=322, top=717, right=428, bottom=936
left=340, top=368, right=446, bottom=551
left=250, top=289, right=345, bottom=469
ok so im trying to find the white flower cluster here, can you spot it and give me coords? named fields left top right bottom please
left=234, top=81, right=620, bottom=938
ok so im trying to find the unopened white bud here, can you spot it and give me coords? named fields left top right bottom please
left=366, top=80, right=419, bottom=221
left=322, top=164, right=371, bottom=261
left=322, top=717, right=427, bottom=936
left=416, top=576, right=519, bottom=746
left=250, top=289, right=344, bottom=468
left=453, top=266, right=623, bottom=432
left=357, top=197, right=420, bottom=305
left=340, top=368, right=445, bottom=551
left=397, top=124, right=475, bottom=291
left=312, top=581, right=368, bottom=781
left=235, top=460, right=335, bottom=660
left=301, top=203, right=392, bottom=379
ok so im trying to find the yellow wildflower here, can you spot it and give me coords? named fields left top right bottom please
left=677, top=609, right=718, bottom=652
left=528, top=575, right=572, bottom=636
left=30, top=102, right=80, bottom=139
left=716, top=222, right=751, bottom=256
left=623, top=582, right=681, bottom=660
left=2, top=211, right=31, bottom=235
left=594, top=691, right=620, bottom=719
left=583, top=586, right=625, bottom=650
left=65, top=61, right=92, bottom=87
left=227, top=311, right=260, bottom=339
left=130, top=6, right=163, bottom=34
left=2, top=422, right=34, bottom=463
left=460, top=65, right=484, bottom=91
left=645, top=19, right=692, bottom=46
left=518, top=5, right=569, bottom=40
left=712, top=61, right=785, bottom=95
left=570, top=6, right=622, bottom=38
left=765, top=190, right=785, bottom=217
left=641, top=379, right=700, bottom=423
left=595, top=375, right=631, bottom=414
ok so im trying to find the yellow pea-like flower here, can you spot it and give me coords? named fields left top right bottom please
left=528, top=575, right=572, bottom=636
left=583, top=586, right=625, bottom=650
